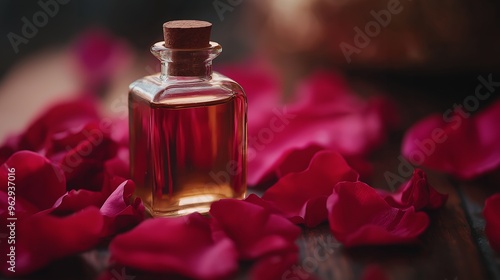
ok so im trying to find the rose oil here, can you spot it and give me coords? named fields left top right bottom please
left=129, top=20, right=247, bottom=217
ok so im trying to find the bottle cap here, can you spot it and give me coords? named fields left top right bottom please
left=163, top=20, right=212, bottom=49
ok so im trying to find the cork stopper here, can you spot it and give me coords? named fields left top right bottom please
left=163, top=20, right=212, bottom=49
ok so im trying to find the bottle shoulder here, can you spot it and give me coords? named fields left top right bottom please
left=129, top=72, right=246, bottom=107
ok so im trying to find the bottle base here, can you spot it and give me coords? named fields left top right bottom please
left=144, top=192, right=246, bottom=217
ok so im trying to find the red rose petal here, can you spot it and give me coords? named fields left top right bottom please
left=45, top=121, right=115, bottom=157
left=55, top=125, right=118, bottom=191
left=246, top=70, right=394, bottom=186
left=0, top=180, right=142, bottom=276
left=273, top=145, right=324, bottom=180
left=402, top=99, right=500, bottom=179
left=0, top=191, right=39, bottom=219
left=50, top=168, right=135, bottom=216
left=0, top=151, right=66, bottom=210
left=218, top=58, right=282, bottom=135
left=50, top=180, right=144, bottom=236
left=210, top=199, right=300, bottom=260
left=0, top=95, right=145, bottom=274
left=251, top=253, right=309, bottom=280
left=378, top=169, right=448, bottom=210
left=0, top=135, right=19, bottom=165
left=72, top=29, right=132, bottom=90
left=17, top=98, right=99, bottom=154
left=262, top=150, right=359, bottom=227
left=0, top=98, right=122, bottom=194
left=1, top=207, right=104, bottom=275
left=109, top=213, right=238, bottom=279
left=103, top=148, right=130, bottom=179
left=258, top=144, right=373, bottom=187
left=52, top=189, right=104, bottom=214
left=100, top=170, right=129, bottom=198
left=344, top=155, right=374, bottom=181
left=100, top=180, right=144, bottom=235
left=484, top=193, right=500, bottom=253
left=100, top=180, right=134, bottom=216
left=245, top=194, right=287, bottom=216
left=327, top=181, right=430, bottom=247
left=51, top=176, right=144, bottom=236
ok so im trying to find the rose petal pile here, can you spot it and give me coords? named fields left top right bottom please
left=247, top=148, right=445, bottom=228
left=251, top=150, right=446, bottom=246
left=109, top=199, right=301, bottom=280
left=0, top=98, right=100, bottom=165
left=109, top=213, right=239, bottom=279
left=0, top=99, right=144, bottom=276
left=107, top=149, right=448, bottom=279
left=402, top=99, right=500, bottom=180
left=220, top=63, right=397, bottom=186
left=326, top=168, right=447, bottom=247
left=0, top=53, right=464, bottom=278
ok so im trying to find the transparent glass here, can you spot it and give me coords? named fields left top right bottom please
left=129, top=41, right=247, bottom=217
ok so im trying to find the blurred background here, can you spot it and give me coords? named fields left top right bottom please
left=1, top=0, right=500, bottom=140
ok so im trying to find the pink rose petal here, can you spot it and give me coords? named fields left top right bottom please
left=72, top=29, right=132, bottom=90
left=402, top=99, right=500, bottom=179
left=262, top=150, right=359, bottom=227
left=52, top=189, right=104, bottom=214
left=210, top=199, right=300, bottom=260
left=2, top=98, right=99, bottom=157
left=0, top=151, right=143, bottom=275
left=327, top=181, right=430, bottom=247
left=246, top=70, right=394, bottom=186
left=378, top=169, right=448, bottom=210
left=100, top=180, right=145, bottom=235
left=218, top=57, right=282, bottom=135
left=251, top=253, right=311, bottom=280
left=0, top=151, right=66, bottom=210
left=1, top=207, right=105, bottom=275
left=109, top=213, right=238, bottom=279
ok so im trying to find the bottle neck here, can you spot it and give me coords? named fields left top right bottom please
left=161, top=60, right=213, bottom=79
left=151, top=41, right=221, bottom=81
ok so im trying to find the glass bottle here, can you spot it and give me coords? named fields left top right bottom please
left=128, top=20, right=247, bottom=217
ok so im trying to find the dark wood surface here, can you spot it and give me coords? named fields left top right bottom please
left=3, top=72, right=500, bottom=280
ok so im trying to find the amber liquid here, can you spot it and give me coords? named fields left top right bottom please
left=129, top=88, right=247, bottom=216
